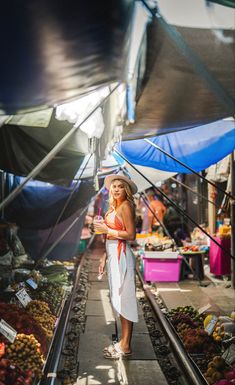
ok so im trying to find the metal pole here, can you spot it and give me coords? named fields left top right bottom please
left=231, top=151, right=235, bottom=289
left=0, top=84, right=120, bottom=212
left=38, top=154, right=92, bottom=259
left=114, top=148, right=235, bottom=260
left=144, top=138, right=235, bottom=200
left=170, top=177, right=221, bottom=209
left=0, top=171, right=4, bottom=219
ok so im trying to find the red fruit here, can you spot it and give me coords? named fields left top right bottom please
left=225, top=372, right=235, bottom=381
left=0, top=359, right=10, bottom=369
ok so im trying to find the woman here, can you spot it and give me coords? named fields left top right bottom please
left=94, top=173, right=138, bottom=359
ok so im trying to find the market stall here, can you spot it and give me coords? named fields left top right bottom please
left=0, top=220, right=82, bottom=384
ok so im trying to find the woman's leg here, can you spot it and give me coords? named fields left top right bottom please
left=119, top=315, right=133, bottom=353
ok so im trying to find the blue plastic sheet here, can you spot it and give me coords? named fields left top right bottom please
left=5, top=175, right=96, bottom=229
left=117, top=120, right=235, bottom=173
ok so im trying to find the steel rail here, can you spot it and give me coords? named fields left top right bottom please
left=136, top=267, right=208, bottom=385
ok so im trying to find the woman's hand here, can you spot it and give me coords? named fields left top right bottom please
left=93, top=220, right=109, bottom=234
left=99, top=258, right=106, bottom=275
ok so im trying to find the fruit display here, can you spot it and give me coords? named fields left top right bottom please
left=181, top=328, right=217, bottom=354
left=52, top=260, right=75, bottom=267
left=26, top=300, right=56, bottom=340
left=181, top=245, right=200, bottom=252
left=32, top=281, right=65, bottom=315
left=204, top=314, right=235, bottom=343
left=168, top=306, right=204, bottom=328
left=167, top=305, right=235, bottom=385
left=0, top=357, right=33, bottom=385
left=5, top=334, right=45, bottom=379
left=0, top=303, right=48, bottom=356
left=167, top=307, right=217, bottom=353
left=204, top=357, right=235, bottom=385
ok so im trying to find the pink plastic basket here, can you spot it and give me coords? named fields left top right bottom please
left=143, top=255, right=182, bottom=282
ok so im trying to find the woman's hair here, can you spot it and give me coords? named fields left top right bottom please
left=106, top=179, right=136, bottom=215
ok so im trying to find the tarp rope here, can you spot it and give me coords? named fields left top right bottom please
left=37, top=182, right=106, bottom=263
left=115, top=149, right=234, bottom=261
left=144, top=138, right=235, bottom=201
left=170, top=177, right=221, bottom=210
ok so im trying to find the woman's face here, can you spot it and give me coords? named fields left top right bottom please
left=111, top=180, right=127, bottom=201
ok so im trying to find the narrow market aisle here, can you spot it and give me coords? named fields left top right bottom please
left=76, top=240, right=168, bottom=385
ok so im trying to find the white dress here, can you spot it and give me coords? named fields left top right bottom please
left=105, top=211, right=138, bottom=323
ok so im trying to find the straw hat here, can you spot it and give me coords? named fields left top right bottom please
left=104, top=172, right=138, bottom=194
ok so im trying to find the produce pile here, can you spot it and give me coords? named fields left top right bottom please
left=26, top=300, right=56, bottom=340
left=204, top=356, right=235, bottom=385
left=5, top=334, right=45, bottom=379
left=0, top=225, right=74, bottom=384
left=32, top=281, right=65, bottom=315
left=0, top=303, right=48, bottom=356
left=167, top=306, right=235, bottom=385
left=0, top=358, right=33, bottom=385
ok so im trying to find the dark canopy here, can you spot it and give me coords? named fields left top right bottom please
left=123, top=19, right=235, bottom=140
left=0, top=0, right=134, bottom=114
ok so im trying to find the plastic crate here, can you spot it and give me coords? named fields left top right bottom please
left=143, top=254, right=182, bottom=282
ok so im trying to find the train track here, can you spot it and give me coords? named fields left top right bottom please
left=136, top=266, right=208, bottom=385
left=41, top=241, right=209, bottom=385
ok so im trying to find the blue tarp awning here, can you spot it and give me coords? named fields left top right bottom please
left=117, top=119, right=235, bottom=173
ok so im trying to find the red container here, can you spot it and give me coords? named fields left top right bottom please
left=143, top=254, right=182, bottom=282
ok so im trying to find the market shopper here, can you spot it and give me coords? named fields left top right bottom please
left=93, top=173, right=138, bottom=359
left=146, top=189, right=167, bottom=233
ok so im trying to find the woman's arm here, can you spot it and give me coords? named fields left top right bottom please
left=93, top=201, right=136, bottom=241
left=99, top=252, right=107, bottom=275
left=112, top=201, right=136, bottom=241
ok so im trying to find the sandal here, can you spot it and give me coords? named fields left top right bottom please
left=103, top=342, right=132, bottom=360
left=103, top=343, right=115, bottom=353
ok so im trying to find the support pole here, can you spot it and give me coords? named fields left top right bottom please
left=0, top=84, right=120, bottom=212
left=231, top=151, right=235, bottom=289
left=208, top=184, right=216, bottom=236
left=0, top=171, right=4, bottom=219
